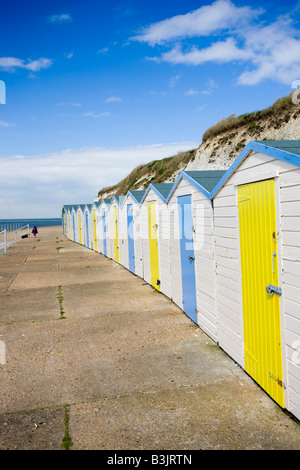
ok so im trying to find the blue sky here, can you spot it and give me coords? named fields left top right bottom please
left=0, top=0, right=300, bottom=217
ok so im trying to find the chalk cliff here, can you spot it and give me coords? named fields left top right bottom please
left=96, top=91, right=300, bottom=200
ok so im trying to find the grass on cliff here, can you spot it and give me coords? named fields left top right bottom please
left=202, top=91, right=299, bottom=142
left=97, top=91, right=300, bottom=199
left=98, top=148, right=197, bottom=198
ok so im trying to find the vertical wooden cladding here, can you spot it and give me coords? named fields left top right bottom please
left=93, top=209, right=98, bottom=252
left=238, top=179, right=284, bottom=407
left=101, top=207, right=108, bottom=256
left=113, top=205, right=119, bottom=263
left=178, top=194, right=197, bottom=324
left=127, top=204, right=135, bottom=274
left=78, top=210, right=82, bottom=244
left=147, top=201, right=160, bottom=291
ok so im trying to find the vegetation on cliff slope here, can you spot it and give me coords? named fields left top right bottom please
left=97, top=148, right=197, bottom=198
left=97, top=91, right=300, bottom=199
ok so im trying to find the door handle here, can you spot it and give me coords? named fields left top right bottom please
left=188, top=255, right=195, bottom=261
left=266, top=284, right=282, bottom=296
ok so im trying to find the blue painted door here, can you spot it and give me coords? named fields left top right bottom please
left=127, top=204, right=135, bottom=274
left=178, top=195, right=197, bottom=323
left=72, top=213, right=76, bottom=242
left=85, top=211, right=89, bottom=248
left=102, top=209, right=107, bottom=256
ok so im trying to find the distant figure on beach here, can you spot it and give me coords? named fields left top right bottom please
left=32, top=226, right=38, bottom=237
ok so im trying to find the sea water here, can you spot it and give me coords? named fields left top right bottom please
left=0, top=218, right=62, bottom=231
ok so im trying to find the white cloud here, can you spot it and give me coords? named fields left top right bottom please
left=83, top=112, right=112, bottom=118
left=201, top=78, right=217, bottom=95
left=0, top=57, right=53, bottom=72
left=105, top=96, right=123, bottom=103
left=237, top=18, right=300, bottom=85
left=135, top=2, right=300, bottom=85
left=169, top=74, right=181, bottom=88
left=0, top=120, right=16, bottom=127
left=185, top=88, right=200, bottom=96
left=97, top=47, right=109, bottom=54
left=48, top=14, right=72, bottom=23
left=131, top=0, right=262, bottom=45
left=155, top=38, right=253, bottom=65
left=0, top=142, right=199, bottom=218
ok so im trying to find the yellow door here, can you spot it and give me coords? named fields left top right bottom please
left=78, top=212, right=82, bottom=244
left=113, top=206, right=119, bottom=263
left=93, top=209, right=97, bottom=251
left=238, top=179, right=284, bottom=407
left=147, top=201, right=160, bottom=291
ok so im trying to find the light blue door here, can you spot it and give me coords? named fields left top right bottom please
left=127, top=204, right=135, bottom=274
left=72, top=213, right=76, bottom=242
left=85, top=211, right=89, bottom=248
left=102, top=209, right=107, bottom=256
left=178, top=195, right=197, bottom=324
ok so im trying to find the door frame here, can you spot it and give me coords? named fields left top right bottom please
left=177, top=194, right=198, bottom=324
left=101, top=208, right=107, bottom=256
left=127, top=203, right=135, bottom=274
left=235, top=176, right=287, bottom=406
left=147, top=200, right=160, bottom=291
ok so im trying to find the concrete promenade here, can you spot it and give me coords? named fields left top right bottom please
left=0, top=226, right=299, bottom=450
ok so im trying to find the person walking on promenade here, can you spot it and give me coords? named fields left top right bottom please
left=32, top=226, right=38, bottom=237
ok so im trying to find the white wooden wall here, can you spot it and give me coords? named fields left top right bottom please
left=107, top=203, right=115, bottom=260
left=119, top=202, right=128, bottom=269
left=140, top=190, right=171, bottom=298
left=169, top=200, right=182, bottom=310
left=95, top=209, right=102, bottom=253
left=140, top=196, right=151, bottom=286
left=213, top=150, right=300, bottom=421
left=77, top=210, right=83, bottom=244
left=168, top=179, right=217, bottom=339
left=97, top=204, right=108, bottom=255
left=133, top=204, right=143, bottom=278
left=120, top=197, right=144, bottom=277
left=89, top=210, right=94, bottom=250
left=158, top=201, right=172, bottom=299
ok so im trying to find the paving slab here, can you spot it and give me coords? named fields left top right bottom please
left=0, top=226, right=299, bottom=451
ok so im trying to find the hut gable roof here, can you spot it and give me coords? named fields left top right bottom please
left=210, top=140, right=300, bottom=199
left=110, top=195, right=126, bottom=208
left=140, top=183, right=174, bottom=204
left=128, top=190, right=146, bottom=204
left=167, top=170, right=227, bottom=202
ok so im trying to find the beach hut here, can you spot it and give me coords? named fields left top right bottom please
left=108, top=196, right=126, bottom=263
left=61, top=205, right=66, bottom=236
left=140, top=183, right=173, bottom=297
left=210, top=140, right=300, bottom=420
left=166, top=170, right=226, bottom=331
left=120, top=190, right=145, bottom=277
left=73, top=204, right=82, bottom=244
left=83, top=204, right=93, bottom=249
left=62, top=205, right=73, bottom=240
left=98, top=199, right=111, bottom=256
left=91, top=201, right=101, bottom=252
left=61, top=205, right=68, bottom=237
left=76, top=204, right=86, bottom=245
left=71, top=206, right=77, bottom=242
